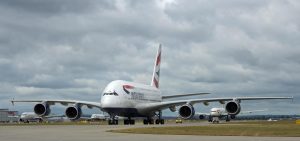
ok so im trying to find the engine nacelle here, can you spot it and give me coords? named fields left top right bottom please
left=65, top=105, right=82, bottom=120
left=225, top=101, right=241, bottom=115
left=178, top=104, right=195, bottom=119
left=34, top=102, right=51, bottom=116
left=169, top=106, right=176, bottom=112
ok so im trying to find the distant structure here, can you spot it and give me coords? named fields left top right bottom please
left=0, top=109, right=19, bottom=123
left=235, top=115, right=300, bottom=120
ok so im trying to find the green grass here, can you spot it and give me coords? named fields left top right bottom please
left=109, top=120, right=300, bottom=137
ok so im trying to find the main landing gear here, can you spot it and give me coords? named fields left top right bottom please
left=108, top=119, right=118, bottom=125
left=108, top=110, right=165, bottom=125
left=143, top=110, right=165, bottom=125
left=208, top=116, right=212, bottom=122
left=124, top=117, right=135, bottom=125
left=143, top=118, right=164, bottom=124
left=108, top=115, right=119, bottom=125
left=108, top=115, right=135, bottom=125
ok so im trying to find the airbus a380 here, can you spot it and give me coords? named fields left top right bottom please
left=11, top=44, right=292, bottom=125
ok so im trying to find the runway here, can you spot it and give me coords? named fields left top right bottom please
left=0, top=123, right=299, bottom=141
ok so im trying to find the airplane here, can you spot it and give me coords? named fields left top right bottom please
left=11, top=44, right=293, bottom=125
left=89, top=114, right=109, bottom=121
left=19, top=112, right=43, bottom=123
left=196, top=108, right=266, bottom=123
left=18, top=112, right=64, bottom=123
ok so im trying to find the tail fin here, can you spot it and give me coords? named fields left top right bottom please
left=151, top=44, right=162, bottom=89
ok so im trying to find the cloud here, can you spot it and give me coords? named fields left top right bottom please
left=0, top=0, right=299, bottom=115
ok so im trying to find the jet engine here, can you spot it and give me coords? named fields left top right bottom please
left=225, top=101, right=241, bottom=115
left=34, top=102, right=51, bottom=116
left=178, top=104, right=195, bottom=119
left=65, top=104, right=82, bottom=120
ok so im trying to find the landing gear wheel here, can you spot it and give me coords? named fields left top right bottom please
left=143, top=119, right=148, bottom=125
left=149, top=119, right=154, bottom=124
left=124, top=119, right=129, bottom=125
left=155, top=119, right=159, bottom=124
left=155, top=119, right=165, bottom=124
left=124, top=117, right=135, bottom=125
left=143, top=119, right=154, bottom=125
left=108, top=119, right=118, bottom=125
left=130, top=120, right=135, bottom=125
left=160, top=119, right=165, bottom=124
left=108, top=119, right=113, bottom=125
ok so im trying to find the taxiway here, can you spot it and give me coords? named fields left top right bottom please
left=0, top=123, right=298, bottom=141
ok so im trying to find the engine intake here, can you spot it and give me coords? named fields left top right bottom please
left=225, top=101, right=241, bottom=115
left=65, top=105, right=82, bottom=120
left=178, top=104, right=195, bottom=119
left=34, top=102, right=51, bottom=116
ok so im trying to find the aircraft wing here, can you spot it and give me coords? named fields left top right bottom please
left=162, top=93, right=210, bottom=99
left=136, top=97, right=293, bottom=112
left=11, top=99, right=101, bottom=109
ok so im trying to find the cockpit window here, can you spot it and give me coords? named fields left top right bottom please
left=103, top=91, right=119, bottom=96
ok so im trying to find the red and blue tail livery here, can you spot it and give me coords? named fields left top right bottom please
left=151, top=44, right=161, bottom=89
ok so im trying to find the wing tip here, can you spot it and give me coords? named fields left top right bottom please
left=10, top=98, right=15, bottom=106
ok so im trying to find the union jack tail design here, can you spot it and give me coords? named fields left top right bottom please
left=151, top=44, right=162, bottom=89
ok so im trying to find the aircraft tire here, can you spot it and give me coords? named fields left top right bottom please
left=143, top=119, right=149, bottom=125
left=130, top=120, right=135, bottom=125
left=149, top=119, right=154, bottom=124
left=155, top=119, right=160, bottom=124
left=108, top=120, right=112, bottom=125
left=160, top=119, right=165, bottom=124
left=124, top=120, right=129, bottom=125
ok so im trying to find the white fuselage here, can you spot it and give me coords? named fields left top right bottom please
left=90, top=114, right=108, bottom=120
left=210, top=108, right=226, bottom=117
left=100, top=80, right=162, bottom=117
left=20, top=112, right=41, bottom=122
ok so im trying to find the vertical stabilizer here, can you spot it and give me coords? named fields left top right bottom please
left=151, top=44, right=162, bottom=89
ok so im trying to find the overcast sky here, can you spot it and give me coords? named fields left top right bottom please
left=0, top=0, right=299, bottom=115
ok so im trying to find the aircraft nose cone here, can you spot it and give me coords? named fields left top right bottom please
left=101, top=96, right=119, bottom=108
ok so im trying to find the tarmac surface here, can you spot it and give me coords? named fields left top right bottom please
left=0, top=122, right=299, bottom=141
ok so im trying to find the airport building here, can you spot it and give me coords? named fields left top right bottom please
left=0, top=109, right=19, bottom=123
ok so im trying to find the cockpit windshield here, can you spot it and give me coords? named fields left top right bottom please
left=103, top=91, right=119, bottom=96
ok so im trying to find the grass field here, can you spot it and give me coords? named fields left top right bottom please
left=109, top=120, right=300, bottom=137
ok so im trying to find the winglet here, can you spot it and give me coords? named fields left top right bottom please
left=11, top=98, right=15, bottom=106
